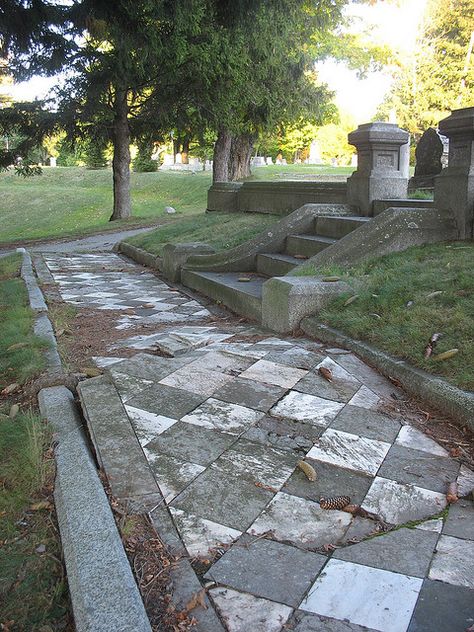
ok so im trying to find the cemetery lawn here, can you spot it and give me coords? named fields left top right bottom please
left=0, top=254, right=72, bottom=630
left=296, top=241, right=474, bottom=391
left=0, top=165, right=352, bottom=244
left=123, top=211, right=280, bottom=256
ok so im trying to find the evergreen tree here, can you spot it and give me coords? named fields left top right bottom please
left=378, top=0, right=474, bottom=135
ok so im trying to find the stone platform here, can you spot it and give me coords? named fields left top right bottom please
left=40, top=251, right=474, bottom=632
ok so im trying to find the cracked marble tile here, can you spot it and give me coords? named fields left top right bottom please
left=181, top=398, right=264, bottom=434
left=160, top=366, right=234, bottom=396
left=307, top=429, right=391, bottom=476
left=270, top=391, right=344, bottom=428
left=169, top=507, right=241, bottom=557
left=362, top=476, right=447, bottom=524
left=240, top=359, right=308, bottom=389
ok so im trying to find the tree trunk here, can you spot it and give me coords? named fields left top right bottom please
left=110, top=89, right=131, bottom=221
left=212, top=128, right=232, bottom=183
left=181, top=136, right=190, bottom=164
left=229, top=133, right=254, bottom=181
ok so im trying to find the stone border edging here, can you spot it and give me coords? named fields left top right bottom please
left=115, top=241, right=163, bottom=271
left=20, top=250, right=153, bottom=632
left=38, top=387, right=152, bottom=632
left=301, top=318, right=474, bottom=431
left=17, top=248, right=62, bottom=372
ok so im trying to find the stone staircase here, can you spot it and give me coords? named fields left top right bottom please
left=182, top=214, right=370, bottom=322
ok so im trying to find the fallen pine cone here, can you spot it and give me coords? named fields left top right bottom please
left=297, top=460, right=317, bottom=481
left=318, top=366, right=333, bottom=382
left=446, top=481, right=458, bottom=504
left=432, top=348, right=459, bottom=362
left=320, top=495, right=351, bottom=510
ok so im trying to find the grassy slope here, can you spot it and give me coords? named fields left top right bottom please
left=0, top=254, right=71, bottom=630
left=0, top=164, right=353, bottom=243
left=296, top=242, right=474, bottom=391
left=125, top=211, right=279, bottom=256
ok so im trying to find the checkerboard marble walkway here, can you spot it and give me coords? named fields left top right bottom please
left=43, top=251, right=474, bottom=632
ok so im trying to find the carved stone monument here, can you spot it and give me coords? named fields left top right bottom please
left=435, top=106, right=474, bottom=239
left=346, top=122, right=410, bottom=215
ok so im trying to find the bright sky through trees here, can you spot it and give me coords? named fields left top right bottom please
left=5, top=0, right=429, bottom=124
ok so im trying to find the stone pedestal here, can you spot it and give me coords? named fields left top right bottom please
left=435, top=107, right=474, bottom=239
left=347, top=122, right=410, bottom=215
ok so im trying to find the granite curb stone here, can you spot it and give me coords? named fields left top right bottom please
left=38, top=386, right=152, bottom=632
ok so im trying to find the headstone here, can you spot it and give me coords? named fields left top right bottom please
left=175, top=152, right=183, bottom=164
left=281, top=158, right=287, bottom=165
left=414, top=128, right=443, bottom=176
left=253, top=156, right=266, bottom=166
left=49, top=156, right=57, bottom=168
left=308, top=140, right=323, bottom=164
left=161, top=154, right=174, bottom=168
left=331, top=157, right=338, bottom=167
left=266, top=157, right=273, bottom=165
left=434, top=106, right=474, bottom=239
left=205, top=159, right=213, bottom=171
left=347, top=121, right=410, bottom=215
left=189, top=157, right=201, bottom=171
left=409, top=128, right=442, bottom=191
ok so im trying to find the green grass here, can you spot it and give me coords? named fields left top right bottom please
left=0, top=255, right=71, bottom=630
left=0, top=411, right=71, bottom=630
left=0, top=164, right=353, bottom=244
left=0, top=255, right=47, bottom=389
left=124, top=211, right=280, bottom=256
left=296, top=242, right=474, bottom=391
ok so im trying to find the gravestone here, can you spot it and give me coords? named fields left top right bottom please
left=49, top=156, right=57, bottom=168
left=409, top=128, right=443, bottom=191
left=434, top=106, right=474, bottom=239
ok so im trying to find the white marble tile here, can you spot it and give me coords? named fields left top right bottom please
left=240, top=359, right=308, bottom=388
left=214, top=343, right=269, bottom=360
left=181, top=398, right=264, bottom=434
left=209, top=587, right=292, bottom=632
left=428, top=534, right=474, bottom=588
left=457, top=464, right=474, bottom=498
left=169, top=508, right=241, bottom=558
left=125, top=406, right=177, bottom=445
left=348, top=385, right=381, bottom=410
left=270, top=391, right=344, bottom=427
left=362, top=476, right=447, bottom=525
left=415, top=517, right=444, bottom=533
left=160, top=366, right=234, bottom=396
left=143, top=449, right=205, bottom=503
left=307, top=428, right=391, bottom=476
left=395, top=425, right=448, bottom=457
left=300, top=559, right=422, bottom=632
left=109, top=370, right=153, bottom=403
left=254, top=338, right=293, bottom=347
left=248, top=492, right=351, bottom=549
left=315, top=356, right=361, bottom=386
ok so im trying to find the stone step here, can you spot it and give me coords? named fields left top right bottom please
left=314, top=215, right=370, bottom=239
left=285, top=234, right=336, bottom=258
left=256, top=253, right=304, bottom=277
left=181, top=269, right=264, bottom=321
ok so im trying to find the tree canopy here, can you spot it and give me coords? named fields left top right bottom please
left=378, top=0, right=474, bottom=136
